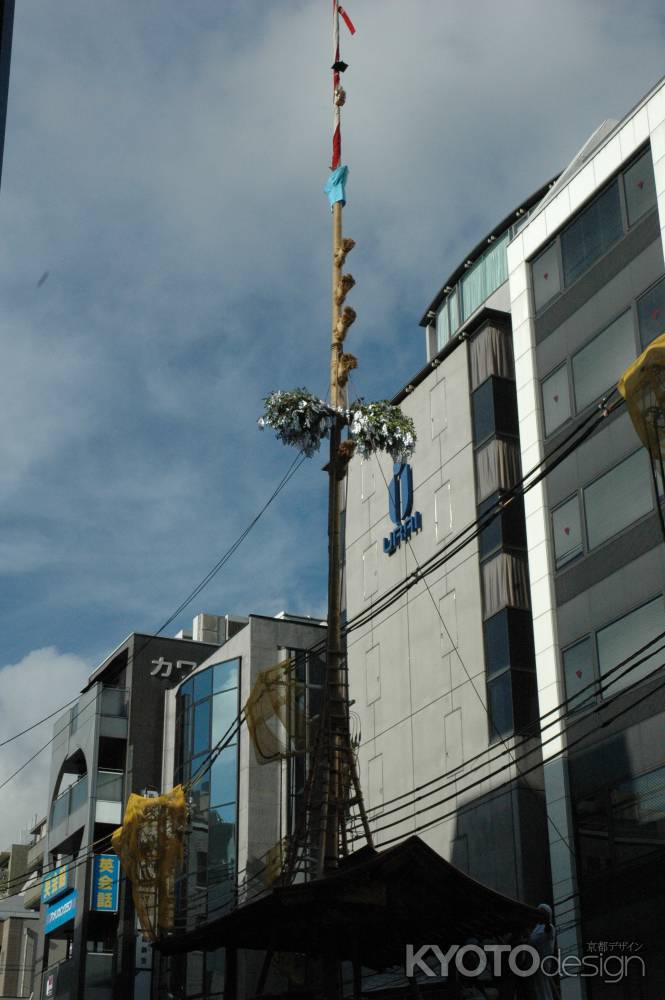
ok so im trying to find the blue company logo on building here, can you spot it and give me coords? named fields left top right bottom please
left=383, top=462, right=423, bottom=555
left=44, top=889, right=77, bottom=935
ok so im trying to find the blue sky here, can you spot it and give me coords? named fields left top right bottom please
left=1, top=0, right=665, bottom=842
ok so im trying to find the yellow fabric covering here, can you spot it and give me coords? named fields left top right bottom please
left=111, top=785, right=187, bottom=941
left=245, top=660, right=305, bottom=763
left=618, top=331, right=665, bottom=458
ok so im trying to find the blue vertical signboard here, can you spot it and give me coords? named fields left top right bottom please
left=90, top=854, right=120, bottom=913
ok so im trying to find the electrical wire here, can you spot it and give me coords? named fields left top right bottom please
left=0, top=829, right=115, bottom=898
left=0, top=454, right=305, bottom=758
left=0, top=689, right=101, bottom=795
left=0, top=697, right=80, bottom=749
left=9, top=387, right=631, bottom=946
left=356, top=629, right=665, bottom=821
left=366, top=655, right=665, bottom=849
left=346, top=398, right=622, bottom=641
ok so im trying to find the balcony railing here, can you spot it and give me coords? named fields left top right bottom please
left=100, top=687, right=128, bottom=718
left=50, top=773, right=89, bottom=828
left=96, top=770, right=123, bottom=801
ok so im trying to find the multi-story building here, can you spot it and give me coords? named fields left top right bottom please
left=0, top=825, right=43, bottom=999
left=34, top=610, right=325, bottom=1000
left=155, top=611, right=326, bottom=1000
left=506, top=77, right=665, bottom=999
left=37, top=624, right=221, bottom=1000
left=345, top=178, right=555, bottom=915
left=345, top=73, right=665, bottom=1000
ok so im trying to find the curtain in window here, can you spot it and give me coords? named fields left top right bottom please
left=475, top=438, right=522, bottom=502
left=461, top=259, right=487, bottom=322
left=485, top=231, right=509, bottom=293
left=482, top=553, right=531, bottom=618
left=469, top=323, right=515, bottom=389
left=461, top=233, right=509, bottom=322
left=436, top=302, right=450, bottom=353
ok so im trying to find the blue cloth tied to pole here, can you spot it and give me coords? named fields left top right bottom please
left=324, top=165, right=349, bottom=207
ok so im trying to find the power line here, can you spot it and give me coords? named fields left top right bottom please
left=364, top=655, right=665, bottom=849
left=0, top=454, right=305, bottom=758
left=346, top=398, right=621, bottom=641
left=357, top=629, right=665, bottom=821
left=0, top=829, right=115, bottom=897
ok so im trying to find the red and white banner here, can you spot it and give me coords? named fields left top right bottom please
left=331, top=2, right=354, bottom=169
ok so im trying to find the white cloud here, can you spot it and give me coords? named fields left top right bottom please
left=0, top=649, right=90, bottom=850
left=0, top=0, right=664, bottom=665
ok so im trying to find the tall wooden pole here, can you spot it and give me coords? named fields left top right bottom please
left=319, top=0, right=346, bottom=880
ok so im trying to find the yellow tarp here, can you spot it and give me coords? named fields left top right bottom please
left=111, top=785, right=187, bottom=941
left=618, top=331, right=665, bottom=458
left=244, top=660, right=306, bottom=763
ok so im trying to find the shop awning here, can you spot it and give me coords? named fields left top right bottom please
left=158, top=836, right=543, bottom=970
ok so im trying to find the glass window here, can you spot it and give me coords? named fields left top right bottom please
left=637, top=275, right=665, bottom=349
left=493, top=378, right=518, bottom=438
left=448, top=287, right=459, bottom=333
left=212, top=689, right=238, bottom=746
left=472, top=379, right=495, bottom=444
left=70, top=774, right=88, bottom=814
left=190, top=754, right=207, bottom=782
left=562, top=180, right=623, bottom=286
left=211, top=746, right=237, bottom=807
left=100, top=688, right=127, bottom=718
left=478, top=494, right=503, bottom=560
left=51, top=793, right=68, bottom=829
left=213, top=658, right=239, bottom=694
left=584, top=450, right=653, bottom=550
left=597, top=596, right=665, bottom=697
left=186, top=952, right=204, bottom=998
left=209, top=815, right=236, bottom=871
left=624, top=148, right=657, bottom=227
left=485, top=607, right=511, bottom=677
left=461, top=233, right=509, bottom=321
left=478, top=492, right=526, bottom=560
left=482, top=551, right=530, bottom=619
left=563, top=637, right=595, bottom=711
left=436, top=300, right=450, bottom=352
left=96, top=770, right=123, bottom=801
left=472, top=377, right=518, bottom=446
left=532, top=241, right=561, bottom=312
left=484, top=608, right=535, bottom=678
left=475, top=437, right=521, bottom=502
left=182, top=707, right=192, bottom=761
left=193, top=700, right=211, bottom=756
left=552, top=495, right=583, bottom=568
left=179, top=678, right=194, bottom=708
left=572, top=310, right=636, bottom=412
left=193, top=669, right=213, bottom=702
left=192, top=764, right=210, bottom=804
left=488, top=672, right=513, bottom=738
left=309, top=652, right=326, bottom=686
left=205, top=948, right=226, bottom=995
left=542, top=365, right=571, bottom=436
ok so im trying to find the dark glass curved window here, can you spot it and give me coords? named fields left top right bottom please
left=174, top=657, right=240, bottom=948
